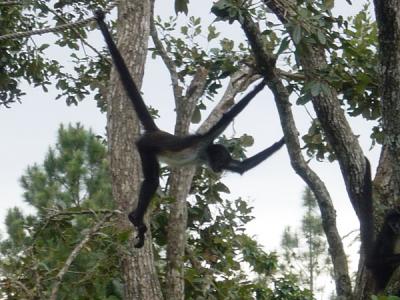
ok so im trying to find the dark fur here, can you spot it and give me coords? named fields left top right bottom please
left=95, top=10, right=285, bottom=248
left=359, top=158, right=400, bottom=291
left=367, top=211, right=400, bottom=290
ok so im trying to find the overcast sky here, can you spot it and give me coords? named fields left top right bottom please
left=0, top=1, right=375, bottom=296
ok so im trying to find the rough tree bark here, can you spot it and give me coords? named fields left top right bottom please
left=373, top=0, right=400, bottom=208
left=165, top=67, right=209, bottom=300
left=105, top=1, right=163, bottom=299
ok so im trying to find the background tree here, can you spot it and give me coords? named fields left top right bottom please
left=0, top=124, right=312, bottom=299
left=280, top=188, right=333, bottom=297
left=0, top=124, right=122, bottom=299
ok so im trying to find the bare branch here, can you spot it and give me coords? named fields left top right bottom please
left=46, top=209, right=121, bottom=219
left=0, top=1, right=21, bottom=5
left=174, top=67, right=209, bottom=134
left=277, top=68, right=305, bottom=81
left=197, top=66, right=261, bottom=134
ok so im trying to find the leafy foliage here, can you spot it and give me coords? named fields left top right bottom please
left=371, top=296, right=400, bottom=300
left=0, top=0, right=110, bottom=109
left=211, top=1, right=381, bottom=160
left=151, top=12, right=250, bottom=120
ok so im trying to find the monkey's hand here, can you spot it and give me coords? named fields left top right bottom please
left=128, top=211, right=148, bottom=248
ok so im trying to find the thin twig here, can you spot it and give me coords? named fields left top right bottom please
left=46, top=209, right=121, bottom=218
left=277, top=68, right=305, bottom=81
left=197, top=66, right=261, bottom=134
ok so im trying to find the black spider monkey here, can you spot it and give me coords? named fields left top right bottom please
left=367, top=210, right=400, bottom=291
left=94, top=10, right=285, bottom=248
left=361, top=158, right=400, bottom=292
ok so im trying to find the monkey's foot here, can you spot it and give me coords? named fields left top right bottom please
left=128, top=212, right=147, bottom=248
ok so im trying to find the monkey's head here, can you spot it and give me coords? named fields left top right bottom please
left=206, top=144, right=232, bottom=173
left=385, top=211, right=400, bottom=233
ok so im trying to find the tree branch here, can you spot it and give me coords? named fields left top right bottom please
left=238, top=9, right=353, bottom=298
left=197, top=66, right=261, bottom=134
left=276, top=68, right=305, bottom=81
left=264, top=0, right=369, bottom=229
left=165, top=65, right=261, bottom=300
left=46, top=209, right=121, bottom=218
left=150, top=0, right=183, bottom=104
left=175, top=67, right=209, bottom=135
left=49, top=213, right=113, bottom=300
left=0, top=277, right=34, bottom=299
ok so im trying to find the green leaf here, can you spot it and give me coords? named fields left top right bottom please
left=276, top=37, right=290, bottom=56
left=320, top=82, right=331, bottom=97
left=240, top=135, right=254, bottom=147
left=191, top=107, right=201, bottom=124
left=293, top=25, right=302, bottom=44
left=181, top=26, right=188, bottom=35
left=38, top=44, right=50, bottom=51
left=207, top=25, right=220, bottom=41
left=296, top=94, right=311, bottom=105
left=317, top=30, right=326, bottom=45
left=324, top=0, right=334, bottom=10
left=218, top=183, right=230, bottom=193
left=310, top=81, right=321, bottom=97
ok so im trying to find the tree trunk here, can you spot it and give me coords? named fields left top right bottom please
left=105, top=1, right=163, bottom=299
left=166, top=167, right=195, bottom=300
left=354, top=0, right=400, bottom=297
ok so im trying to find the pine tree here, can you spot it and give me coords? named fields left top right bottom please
left=280, top=188, right=333, bottom=297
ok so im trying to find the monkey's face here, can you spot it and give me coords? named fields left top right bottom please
left=206, top=144, right=232, bottom=173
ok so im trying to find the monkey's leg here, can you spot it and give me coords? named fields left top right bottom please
left=128, top=150, right=160, bottom=248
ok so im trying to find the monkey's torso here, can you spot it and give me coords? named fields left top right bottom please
left=137, top=130, right=208, bottom=167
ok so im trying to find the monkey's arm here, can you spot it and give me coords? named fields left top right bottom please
left=224, top=138, right=285, bottom=174
left=94, top=10, right=158, bottom=132
left=202, top=80, right=266, bottom=143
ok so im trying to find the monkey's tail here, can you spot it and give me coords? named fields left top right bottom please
left=94, top=10, right=158, bottom=132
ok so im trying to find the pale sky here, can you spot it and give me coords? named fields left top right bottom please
left=0, top=1, right=375, bottom=297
